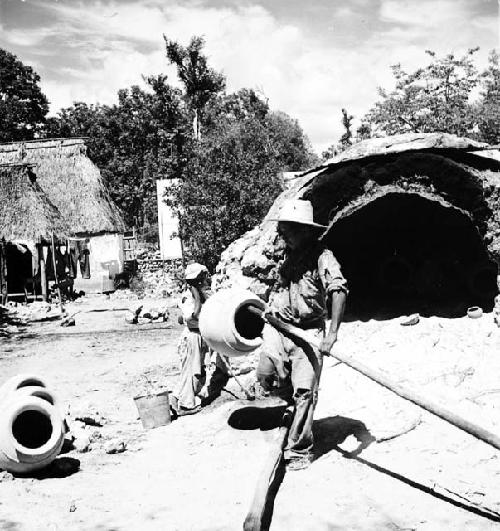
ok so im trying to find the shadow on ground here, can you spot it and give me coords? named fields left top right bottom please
left=341, top=450, right=500, bottom=523
left=313, top=415, right=376, bottom=460
left=15, top=457, right=81, bottom=480
left=227, top=405, right=287, bottom=431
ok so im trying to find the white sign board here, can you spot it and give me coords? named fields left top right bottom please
left=156, top=179, right=183, bottom=260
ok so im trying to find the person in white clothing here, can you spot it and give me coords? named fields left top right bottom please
left=171, top=263, right=228, bottom=416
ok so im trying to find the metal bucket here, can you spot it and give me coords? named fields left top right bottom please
left=133, top=391, right=171, bottom=429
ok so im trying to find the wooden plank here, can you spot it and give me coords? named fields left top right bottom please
left=244, top=406, right=294, bottom=531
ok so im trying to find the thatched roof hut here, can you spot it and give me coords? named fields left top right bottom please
left=0, top=138, right=125, bottom=235
left=0, top=163, right=68, bottom=243
left=216, top=133, right=500, bottom=318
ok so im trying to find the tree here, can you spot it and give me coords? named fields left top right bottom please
left=321, top=108, right=355, bottom=161
left=339, top=108, right=354, bottom=149
left=47, top=76, right=187, bottom=230
left=477, top=50, right=500, bottom=145
left=46, top=101, right=115, bottom=168
left=0, top=48, right=49, bottom=142
left=169, top=90, right=316, bottom=269
left=362, top=49, right=480, bottom=137
left=171, top=119, right=282, bottom=270
left=164, top=35, right=225, bottom=140
left=266, top=110, right=319, bottom=170
left=355, top=122, right=372, bottom=142
left=48, top=37, right=316, bottom=261
left=106, top=80, right=186, bottom=229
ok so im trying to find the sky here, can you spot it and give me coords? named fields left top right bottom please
left=0, top=0, right=498, bottom=153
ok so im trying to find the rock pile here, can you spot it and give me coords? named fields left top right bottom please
left=0, top=301, right=61, bottom=336
left=1, top=301, right=61, bottom=324
left=140, top=268, right=182, bottom=298
left=136, top=247, right=161, bottom=266
left=66, top=404, right=127, bottom=455
left=0, top=321, right=19, bottom=336
left=124, top=304, right=170, bottom=325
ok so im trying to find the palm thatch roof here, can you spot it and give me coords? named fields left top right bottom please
left=0, top=163, right=68, bottom=242
left=0, top=138, right=125, bottom=235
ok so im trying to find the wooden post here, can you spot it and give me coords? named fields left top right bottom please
left=40, top=243, right=48, bottom=302
left=50, top=233, right=64, bottom=314
left=0, top=239, right=7, bottom=305
left=67, top=238, right=74, bottom=300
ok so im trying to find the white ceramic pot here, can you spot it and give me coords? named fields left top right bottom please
left=11, top=386, right=59, bottom=409
left=199, top=288, right=266, bottom=358
left=0, top=395, right=65, bottom=474
left=0, top=374, right=48, bottom=404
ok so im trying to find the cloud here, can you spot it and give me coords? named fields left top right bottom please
left=0, top=27, right=55, bottom=47
left=0, top=0, right=497, bottom=153
left=378, top=0, right=497, bottom=58
left=35, top=0, right=166, bottom=45
left=380, top=0, right=456, bottom=27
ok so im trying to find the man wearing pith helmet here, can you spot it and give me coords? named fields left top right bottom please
left=257, top=199, right=348, bottom=470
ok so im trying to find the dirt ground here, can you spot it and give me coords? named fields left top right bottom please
left=1, top=294, right=500, bottom=530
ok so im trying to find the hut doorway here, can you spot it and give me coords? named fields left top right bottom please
left=323, top=192, right=498, bottom=320
left=5, top=243, right=34, bottom=297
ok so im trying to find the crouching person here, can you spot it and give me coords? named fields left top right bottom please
left=171, top=263, right=229, bottom=417
left=256, top=200, right=348, bottom=470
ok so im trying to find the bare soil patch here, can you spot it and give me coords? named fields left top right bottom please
left=1, top=295, right=500, bottom=530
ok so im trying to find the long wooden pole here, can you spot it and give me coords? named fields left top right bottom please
left=268, top=316, right=500, bottom=452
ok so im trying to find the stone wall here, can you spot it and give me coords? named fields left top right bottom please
left=132, top=248, right=184, bottom=297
